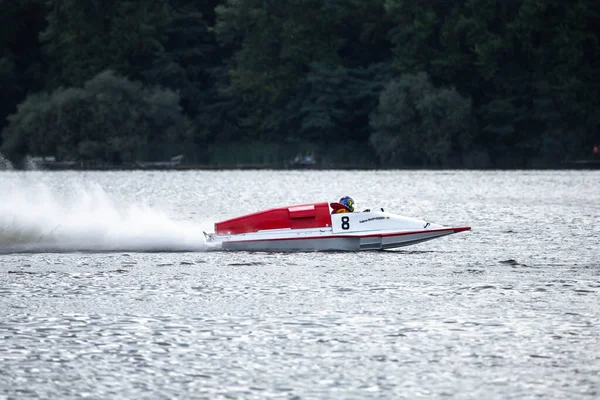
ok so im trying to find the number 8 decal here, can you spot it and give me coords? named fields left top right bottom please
left=341, top=216, right=350, bottom=230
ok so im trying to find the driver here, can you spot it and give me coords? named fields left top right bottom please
left=332, top=196, right=355, bottom=214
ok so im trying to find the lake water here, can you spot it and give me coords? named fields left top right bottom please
left=0, top=170, right=599, bottom=399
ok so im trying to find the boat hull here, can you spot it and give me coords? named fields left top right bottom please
left=212, top=228, right=466, bottom=252
left=207, top=206, right=470, bottom=252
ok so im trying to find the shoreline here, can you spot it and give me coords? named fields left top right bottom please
left=2, top=157, right=599, bottom=171
left=2, top=162, right=599, bottom=171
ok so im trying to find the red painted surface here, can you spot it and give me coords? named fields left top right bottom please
left=452, top=227, right=471, bottom=233
left=215, top=202, right=333, bottom=235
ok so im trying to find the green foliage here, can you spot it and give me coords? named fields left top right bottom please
left=2, top=0, right=599, bottom=167
left=0, top=0, right=47, bottom=134
left=214, top=0, right=354, bottom=137
left=1, top=71, right=192, bottom=162
left=41, top=0, right=171, bottom=88
left=143, top=3, right=216, bottom=119
left=384, top=0, right=600, bottom=164
left=298, top=62, right=394, bottom=143
left=369, top=73, right=477, bottom=166
left=0, top=56, right=19, bottom=124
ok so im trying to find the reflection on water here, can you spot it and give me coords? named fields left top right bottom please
left=0, top=170, right=599, bottom=399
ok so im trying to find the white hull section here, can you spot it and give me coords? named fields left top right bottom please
left=206, top=211, right=469, bottom=252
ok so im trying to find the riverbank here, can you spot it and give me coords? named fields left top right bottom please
left=3, top=153, right=600, bottom=171
left=4, top=161, right=600, bottom=171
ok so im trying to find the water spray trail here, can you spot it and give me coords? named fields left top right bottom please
left=0, top=177, right=213, bottom=253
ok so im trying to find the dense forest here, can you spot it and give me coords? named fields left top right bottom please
left=1, top=0, right=599, bottom=168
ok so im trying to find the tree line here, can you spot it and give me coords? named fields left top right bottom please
left=1, top=0, right=598, bottom=168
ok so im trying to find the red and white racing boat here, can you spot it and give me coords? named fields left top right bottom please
left=205, top=202, right=470, bottom=251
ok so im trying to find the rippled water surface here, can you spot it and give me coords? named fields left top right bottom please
left=1, top=170, right=599, bottom=399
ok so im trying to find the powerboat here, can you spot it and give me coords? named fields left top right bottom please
left=204, top=202, right=470, bottom=251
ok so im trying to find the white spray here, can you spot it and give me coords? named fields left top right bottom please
left=0, top=176, right=212, bottom=253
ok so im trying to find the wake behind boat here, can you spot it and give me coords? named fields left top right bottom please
left=205, top=201, right=470, bottom=252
